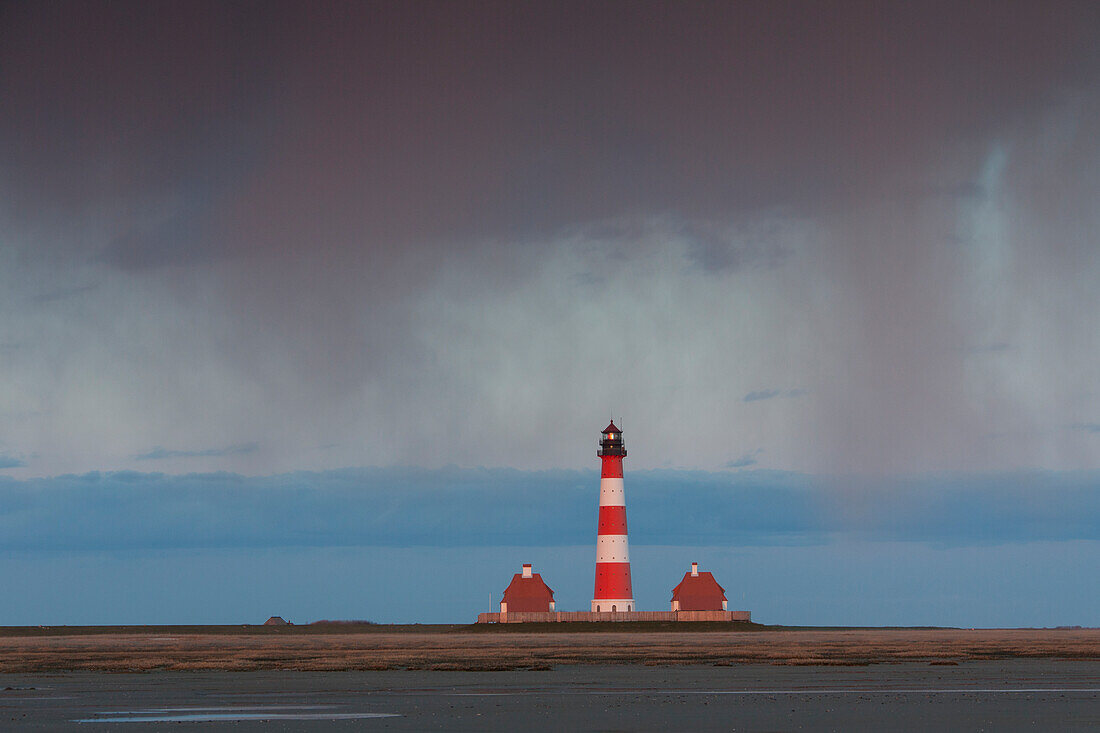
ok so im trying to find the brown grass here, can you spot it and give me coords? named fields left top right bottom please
left=0, top=628, right=1096, bottom=672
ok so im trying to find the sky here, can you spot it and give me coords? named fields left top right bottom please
left=1, top=1, right=1098, bottom=625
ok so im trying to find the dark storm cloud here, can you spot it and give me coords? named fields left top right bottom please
left=6, top=1, right=1100, bottom=260
left=0, top=468, right=1097, bottom=551
left=135, top=443, right=259, bottom=461
left=3, top=1, right=1100, bottom=476
left=94, top=117, right=270, bottom=270
left=0, top=0, right=280, bottom=267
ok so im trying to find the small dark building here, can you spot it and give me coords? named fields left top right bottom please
left=670, top=562, right=728, bottom=611
left=263, top=616, right=288, bottom=626
left=500, top=563, right=556, bottom=613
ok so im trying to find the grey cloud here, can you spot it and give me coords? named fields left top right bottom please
left=136, top=443, right=259, bottom=461
left=0, top=455, right=26, bottom=469
left=744, top=390, right=781, bottom=402
left=26, top=283, right=98, bottom=304
left=680, top=218, right=794, bottom=274
left=909, top=182, right=988, bottom=202
left=743, top=390, right=781, bottom=402
left=1071, top=423, right=1100, bottom=434
left=569, top=271, right=606, bottom=288
left=958, top=342, right=1014, bottom=355
left=742, top=388, right=808, bottom=403
left=725, top=450, right=762, bottom=469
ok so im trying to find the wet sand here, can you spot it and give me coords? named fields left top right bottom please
left=2, top=661, right=1098, bottom=731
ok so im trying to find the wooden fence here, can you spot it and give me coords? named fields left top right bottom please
left=476, top=610, right=751, bottom=624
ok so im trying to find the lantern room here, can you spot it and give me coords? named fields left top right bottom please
left=597, top=421, right=627, bottom=457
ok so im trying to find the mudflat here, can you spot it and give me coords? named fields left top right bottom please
left=0, top=627, right=1095, bottom=672
left=1, top=661, right=1098, bottom=731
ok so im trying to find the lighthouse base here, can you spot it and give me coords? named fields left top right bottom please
left=590, top=599, right=634, bottom=613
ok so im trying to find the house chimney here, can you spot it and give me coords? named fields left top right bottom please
left=522, top=563, right=533, bottom=578
left=691, top=562, right=699, bottom=576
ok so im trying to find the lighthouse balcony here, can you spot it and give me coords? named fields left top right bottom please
left=597, top=441, right=627, bottom=457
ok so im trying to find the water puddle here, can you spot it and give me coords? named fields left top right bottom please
left=444, top=687, right=1100, bottom=697
left=75, top=706, right=400, bottom=723
left=97, top=706, right=330, bottom=713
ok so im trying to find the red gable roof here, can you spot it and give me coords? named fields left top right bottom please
left=502, top=573, right=555, bottom=612
left=670, top=571, right=727, bottom=611
left=602, top=421, right=621, bottom=434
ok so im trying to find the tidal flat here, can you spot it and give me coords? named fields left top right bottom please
left=2, top=660, right=1098, bottom=731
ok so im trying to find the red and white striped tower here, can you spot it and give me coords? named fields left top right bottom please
left=592, top=421, right=633, bottom=612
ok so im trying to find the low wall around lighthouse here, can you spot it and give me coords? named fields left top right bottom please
left=476, top=610, right=751, bottom=623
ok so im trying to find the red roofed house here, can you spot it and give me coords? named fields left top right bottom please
left=500, top=563, right=556, bottom=613
left=670, top=562, right=728, bottom=611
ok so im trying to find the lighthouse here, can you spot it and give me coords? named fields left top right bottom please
left=592, top=421, right=634, bottom=612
